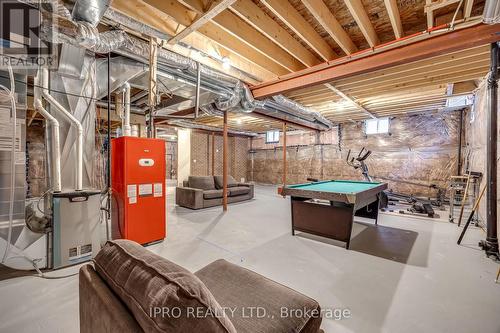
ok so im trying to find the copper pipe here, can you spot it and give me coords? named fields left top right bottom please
left=222, top=112, right=228, bottom=211
left=211, top=132, right=215, bottom=176
left=283, top=122, right=287, bottom=189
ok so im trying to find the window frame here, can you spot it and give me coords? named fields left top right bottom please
left=265, top=130, right=280, bottom=143
left=365, top=117, right=390, bottom=135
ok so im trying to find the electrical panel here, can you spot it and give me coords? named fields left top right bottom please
left=111, top=137, right=166, bottom=244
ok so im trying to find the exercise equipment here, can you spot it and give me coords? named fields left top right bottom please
left=346, top=147, right=438, bottom=218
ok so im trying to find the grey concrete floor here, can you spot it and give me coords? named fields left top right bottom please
left=0, top=183, right=499, bottom=333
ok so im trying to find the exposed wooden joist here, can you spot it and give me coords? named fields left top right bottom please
left=167, top=0, right=237, bottom=45
left=332, top=46, right=489, bottom=88
left=426, top=0, right=434, bottom=28
left=230, top=0, right=321, bottom=67
left=211, top=10, right=305, bottom=71
left=251, top=24, right=500, bottom=98
left=142, top=0, right=289, bottom=75
left=169, top=0, right=306, bottom=72
left=343, top=0, right=380, bottom=47
left=464, top=0, right=474, bottom=19
left=324, top=83, right=376, bottom=119
left=260, top=0, right=338, bottom=61
left=301, top=0, right=358, bottom=54
left=425, top=0, right=462, bottom=12
left=111, top=0, right=275, bottom=82
left=383, top=0, right=403, bottom=39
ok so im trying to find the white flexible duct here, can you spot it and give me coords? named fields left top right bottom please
left=122, top=82, right=131, bottom=136
left=40, top=67, right=83, bottom=191
left=34, top=70, right=62, bottom=192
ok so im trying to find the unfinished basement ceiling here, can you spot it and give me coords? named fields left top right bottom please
left=285, top=45, right=488, bottom=122
left=104, top=0, right=491, bottom=133
left=110, top=0, right=486, bottom=81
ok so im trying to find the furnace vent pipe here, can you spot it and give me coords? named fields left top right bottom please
left=33, top=70, right=62, bottom=193
left=40, top=67, right=83, bottom=191
left=122, top=82, right=131, bottom=136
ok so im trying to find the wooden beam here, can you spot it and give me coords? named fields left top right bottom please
left=464, top=0, right=474, bottom=19
left=426, top=4, right=434, bottom=29
left=425, top=0, right=462, bottom=12
left=142, top=0, right=289, bottom=75
left=251, top=24, right=500, bottom=98
left=302, top=0, right=358, bottom=54
left=230, top=0, right=321, bottom=67
left=324, top=83, right=377, bottom=118
left=111, top=0, right=274, bottom=82
left=167, top=0, right=237, bottom=45
left=343, top=0, right=380, bottom=47
left=179, top=0, right=305, bottom=72
left=211, top=10, right=305, bottom=72
left=383, top=0, right=403, bottom=39
left=222, top=111, right=228, bottom=211
left=260, top=0, right=337, bottom=61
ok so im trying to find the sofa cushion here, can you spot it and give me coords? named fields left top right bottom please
left=229, top=186, right=250, bottom=196
left=188, top=176, right=216, bottom=190
left=214, top=175, right=238, bottom=189
left=203, top=189, right=223, bottom=199
left=93, top=240, right=236, bottom=333
left=195, top=260, right=322, bottom=333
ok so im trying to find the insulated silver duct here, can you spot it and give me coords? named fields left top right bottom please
left=167, top=120, right=257, bottom=137
left=72, top=0, right=111, bottom=27
left=40, top=2, right=333, bottom=131
left=483, top=0, right=500, bottom=24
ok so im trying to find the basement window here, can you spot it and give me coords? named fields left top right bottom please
left=365, top=118, right=389, bottom=135
left=265, top=130, right=280, bottom=143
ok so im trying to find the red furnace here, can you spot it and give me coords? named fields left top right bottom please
left=111, top=137, right=166, bottom=244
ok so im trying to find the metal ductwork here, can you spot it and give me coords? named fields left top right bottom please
left=483, top=0, right=500, bottom=24
left=39, top=1, right=333, bottom=131
left=167, top=120, right=257, bottom=137
left=72, top=0, right=111, bottom=27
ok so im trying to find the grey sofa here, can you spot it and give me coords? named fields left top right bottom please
left=80, top=240, right=323, bottom=333
left=176, top=175, right=254, bottom=209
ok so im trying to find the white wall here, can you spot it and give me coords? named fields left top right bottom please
left=177, top=129, right=191, bottom=186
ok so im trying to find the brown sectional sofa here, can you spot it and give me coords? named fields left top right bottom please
left=80, top=240, right=323, bottom=333
left=176, top=175, right=254, bottom=209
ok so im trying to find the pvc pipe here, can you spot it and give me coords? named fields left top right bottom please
left=34, top=70, right=62, bottom=192
left=41, top=67, right=83, bottom=191
left=122, top=82, right=131, bottom=136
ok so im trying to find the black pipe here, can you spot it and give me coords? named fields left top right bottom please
left=457, top=108, right=463, bottom=175
left=480, top=42, right=499, bottom=259
left=107, top=52, right=112, bottom=233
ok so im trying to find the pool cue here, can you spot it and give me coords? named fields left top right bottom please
left=457, top=185, right=486, bottom=245
left=457, top=172, right=472, bottom=227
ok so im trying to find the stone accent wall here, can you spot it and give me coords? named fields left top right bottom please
left=190, top=131, right=249, bottom=182
left=250, top=111, right=462, bottom=197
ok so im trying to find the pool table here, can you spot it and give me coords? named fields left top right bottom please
left=281, top=180, right=387, bottom=249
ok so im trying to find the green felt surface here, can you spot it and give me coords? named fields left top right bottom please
left=287, top=180, right=382, bottom=194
